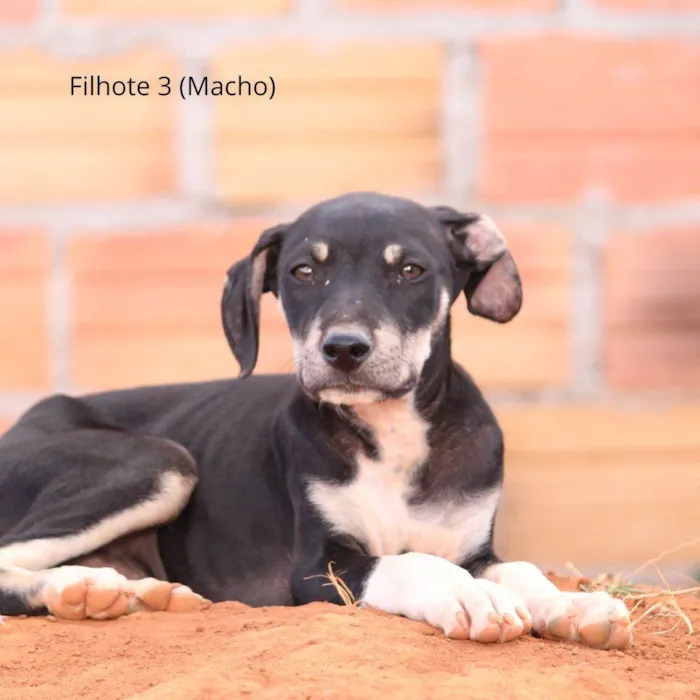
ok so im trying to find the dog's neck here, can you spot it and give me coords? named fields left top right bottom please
left=287, top=316, right=456, bottom=468
left=338, top=320, right=453, bottom=478
left=412, top=315, right=454, bottom=420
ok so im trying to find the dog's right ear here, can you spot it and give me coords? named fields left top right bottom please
left=221, top=224, right=286, bottom=378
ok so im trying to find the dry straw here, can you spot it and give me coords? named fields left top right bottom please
left=566, top=536, right=700, bottom=636
left=304, top=561, right=360, bottom=607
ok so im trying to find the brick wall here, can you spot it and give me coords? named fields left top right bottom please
left=0, top=0, right=699, bottom=576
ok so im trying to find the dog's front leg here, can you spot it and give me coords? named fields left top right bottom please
left=481, top=561, right=632, bottom=650
left=294, top=546, right=532, bottom=643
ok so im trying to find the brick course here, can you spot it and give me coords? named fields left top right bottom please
left=480, top=37, right=700, bottom=203
left=213, top=42, right=443, bottom=205
left=61, top=0, right=291, bottom=17
left=69, top=223, right=293, bottom=390
left=604, top=226, right=700, bottom=391
left=495, top=404, right=700, bottom=565
left=0, top=0, right=39, bottom=23
left=0, top=49, right=176, bottom=204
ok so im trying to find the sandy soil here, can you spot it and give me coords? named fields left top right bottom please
left=1, top=575, right=698, bottom=700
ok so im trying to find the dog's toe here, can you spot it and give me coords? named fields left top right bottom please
left=45, top=579, right=88, bottom=620
left=42, top=566, right=130, bottom=620
left=128, top=578, right=211, bottom=613
left=442, top=579, right=530, bottom=644
left=166, top=584, right=211, bottom=613
left=573, top=593, right=632, bottom=650
left=129, top=577, right=176, bottom=611
left=529, top=592, right=632, bottom=650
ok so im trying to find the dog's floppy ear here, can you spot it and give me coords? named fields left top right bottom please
left=221, top=224, right=286, bottom=378
left=431, top=205, right=522, bottom=323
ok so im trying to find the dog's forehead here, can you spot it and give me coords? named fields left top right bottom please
left=282, top=193, right=444, bottom=257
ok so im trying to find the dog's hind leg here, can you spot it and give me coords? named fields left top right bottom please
left=0, top=432, right=210, bottom=620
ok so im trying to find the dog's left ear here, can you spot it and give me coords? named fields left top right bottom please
left=431, top=205, right=522, bottom=323
left=221, top=224, right=287, bottom=378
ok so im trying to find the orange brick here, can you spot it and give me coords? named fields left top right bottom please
left=494, top=404, right=700, bottom=567
left=0, top=231, right=51, bottom=390
left=0, top=0, right=39, bottom=22
left=342, top=0, right=556, bottom=9
left=451, top=222, right=572, bottom=390
left=213, top=41, right=443, bottom=205
left=0, top=48, right=176, bottom=204
left=69, top=223, right=294, bottom=391
left=480, top=37, right=700, bottom=203
left=62, top=0, right=290, bottom=17
left=604, top=227, right=700, bottom=391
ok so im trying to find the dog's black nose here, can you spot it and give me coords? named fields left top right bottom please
left=322, top=332, right=372, bottom=372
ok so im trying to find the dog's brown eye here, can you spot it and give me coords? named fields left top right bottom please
left=400, top=264, right=424, bottom=280
left=292, top=264, right=314, bottom=281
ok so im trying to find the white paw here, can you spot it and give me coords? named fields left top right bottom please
left=41, top=567, right=212, bottom=621
left=41, top=566, right=131, bottom=620
left=529, top=591, right=632, bottom=650
left=427, top=577, right=532, bottom=643
left=362, top=552, right=532, bottom=644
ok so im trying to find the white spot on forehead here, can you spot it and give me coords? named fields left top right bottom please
left=312, top=241, right=329, bottom=263
left=383, top=244, right=402, bottom=265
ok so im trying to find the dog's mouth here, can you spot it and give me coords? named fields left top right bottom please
left=304, top=378, right=417, bottom=406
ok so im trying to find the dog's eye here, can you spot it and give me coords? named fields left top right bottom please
left=399, top=264, right=424, bottom=280
left=292, top=264, right=314, bottom=281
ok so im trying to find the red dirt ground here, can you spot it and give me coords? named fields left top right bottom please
left=1, top=575, right=698, bottom=700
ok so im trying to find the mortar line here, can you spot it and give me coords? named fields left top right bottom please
left=561, top=0, right=588, bottom=24
left=177, top=56, right=215, bottom=205
left=570, top=191, right=612, bottom=398
left=442, top=40, right=479, bottom=205
left=5, top=9, right=700, bottom=54
left=38, top=0, right=60, bottom=25
left=47, top=227, right=72, bottom=394
left=3, top=199, right=700, bottom=232
left=294, top=0, right=333, bottom=18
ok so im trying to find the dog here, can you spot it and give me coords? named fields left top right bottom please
left=0, top=192, right=631, bottom=648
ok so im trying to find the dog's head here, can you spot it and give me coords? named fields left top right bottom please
left=222, top=192, right=522, bottom=405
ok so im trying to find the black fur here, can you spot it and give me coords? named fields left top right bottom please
left=0, top=192, right=523, bottom=614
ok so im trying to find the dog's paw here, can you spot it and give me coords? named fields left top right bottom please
left=435, top=578, right=533, bottom=643
left=363, top=553, right=532, bottom=644
left=41, top=567, right=212, bottom=620
left=42, top=566, right=131, bottom=620
left=529, top=591, right=632, bottom=650
left=128, top=577, right=211, bottom=613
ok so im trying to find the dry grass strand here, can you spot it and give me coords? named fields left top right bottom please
left=304, top=561, right=359, bottom=607
left=567, top=539, right=700, bottom=638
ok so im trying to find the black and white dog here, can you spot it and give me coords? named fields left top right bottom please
left=0, top=192, right=630, bottom=649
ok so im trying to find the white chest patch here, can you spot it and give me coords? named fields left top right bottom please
left=307, top=398, right=501, bottom=563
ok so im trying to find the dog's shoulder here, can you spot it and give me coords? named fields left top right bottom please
left=414, top=362, right=504, bottom=496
